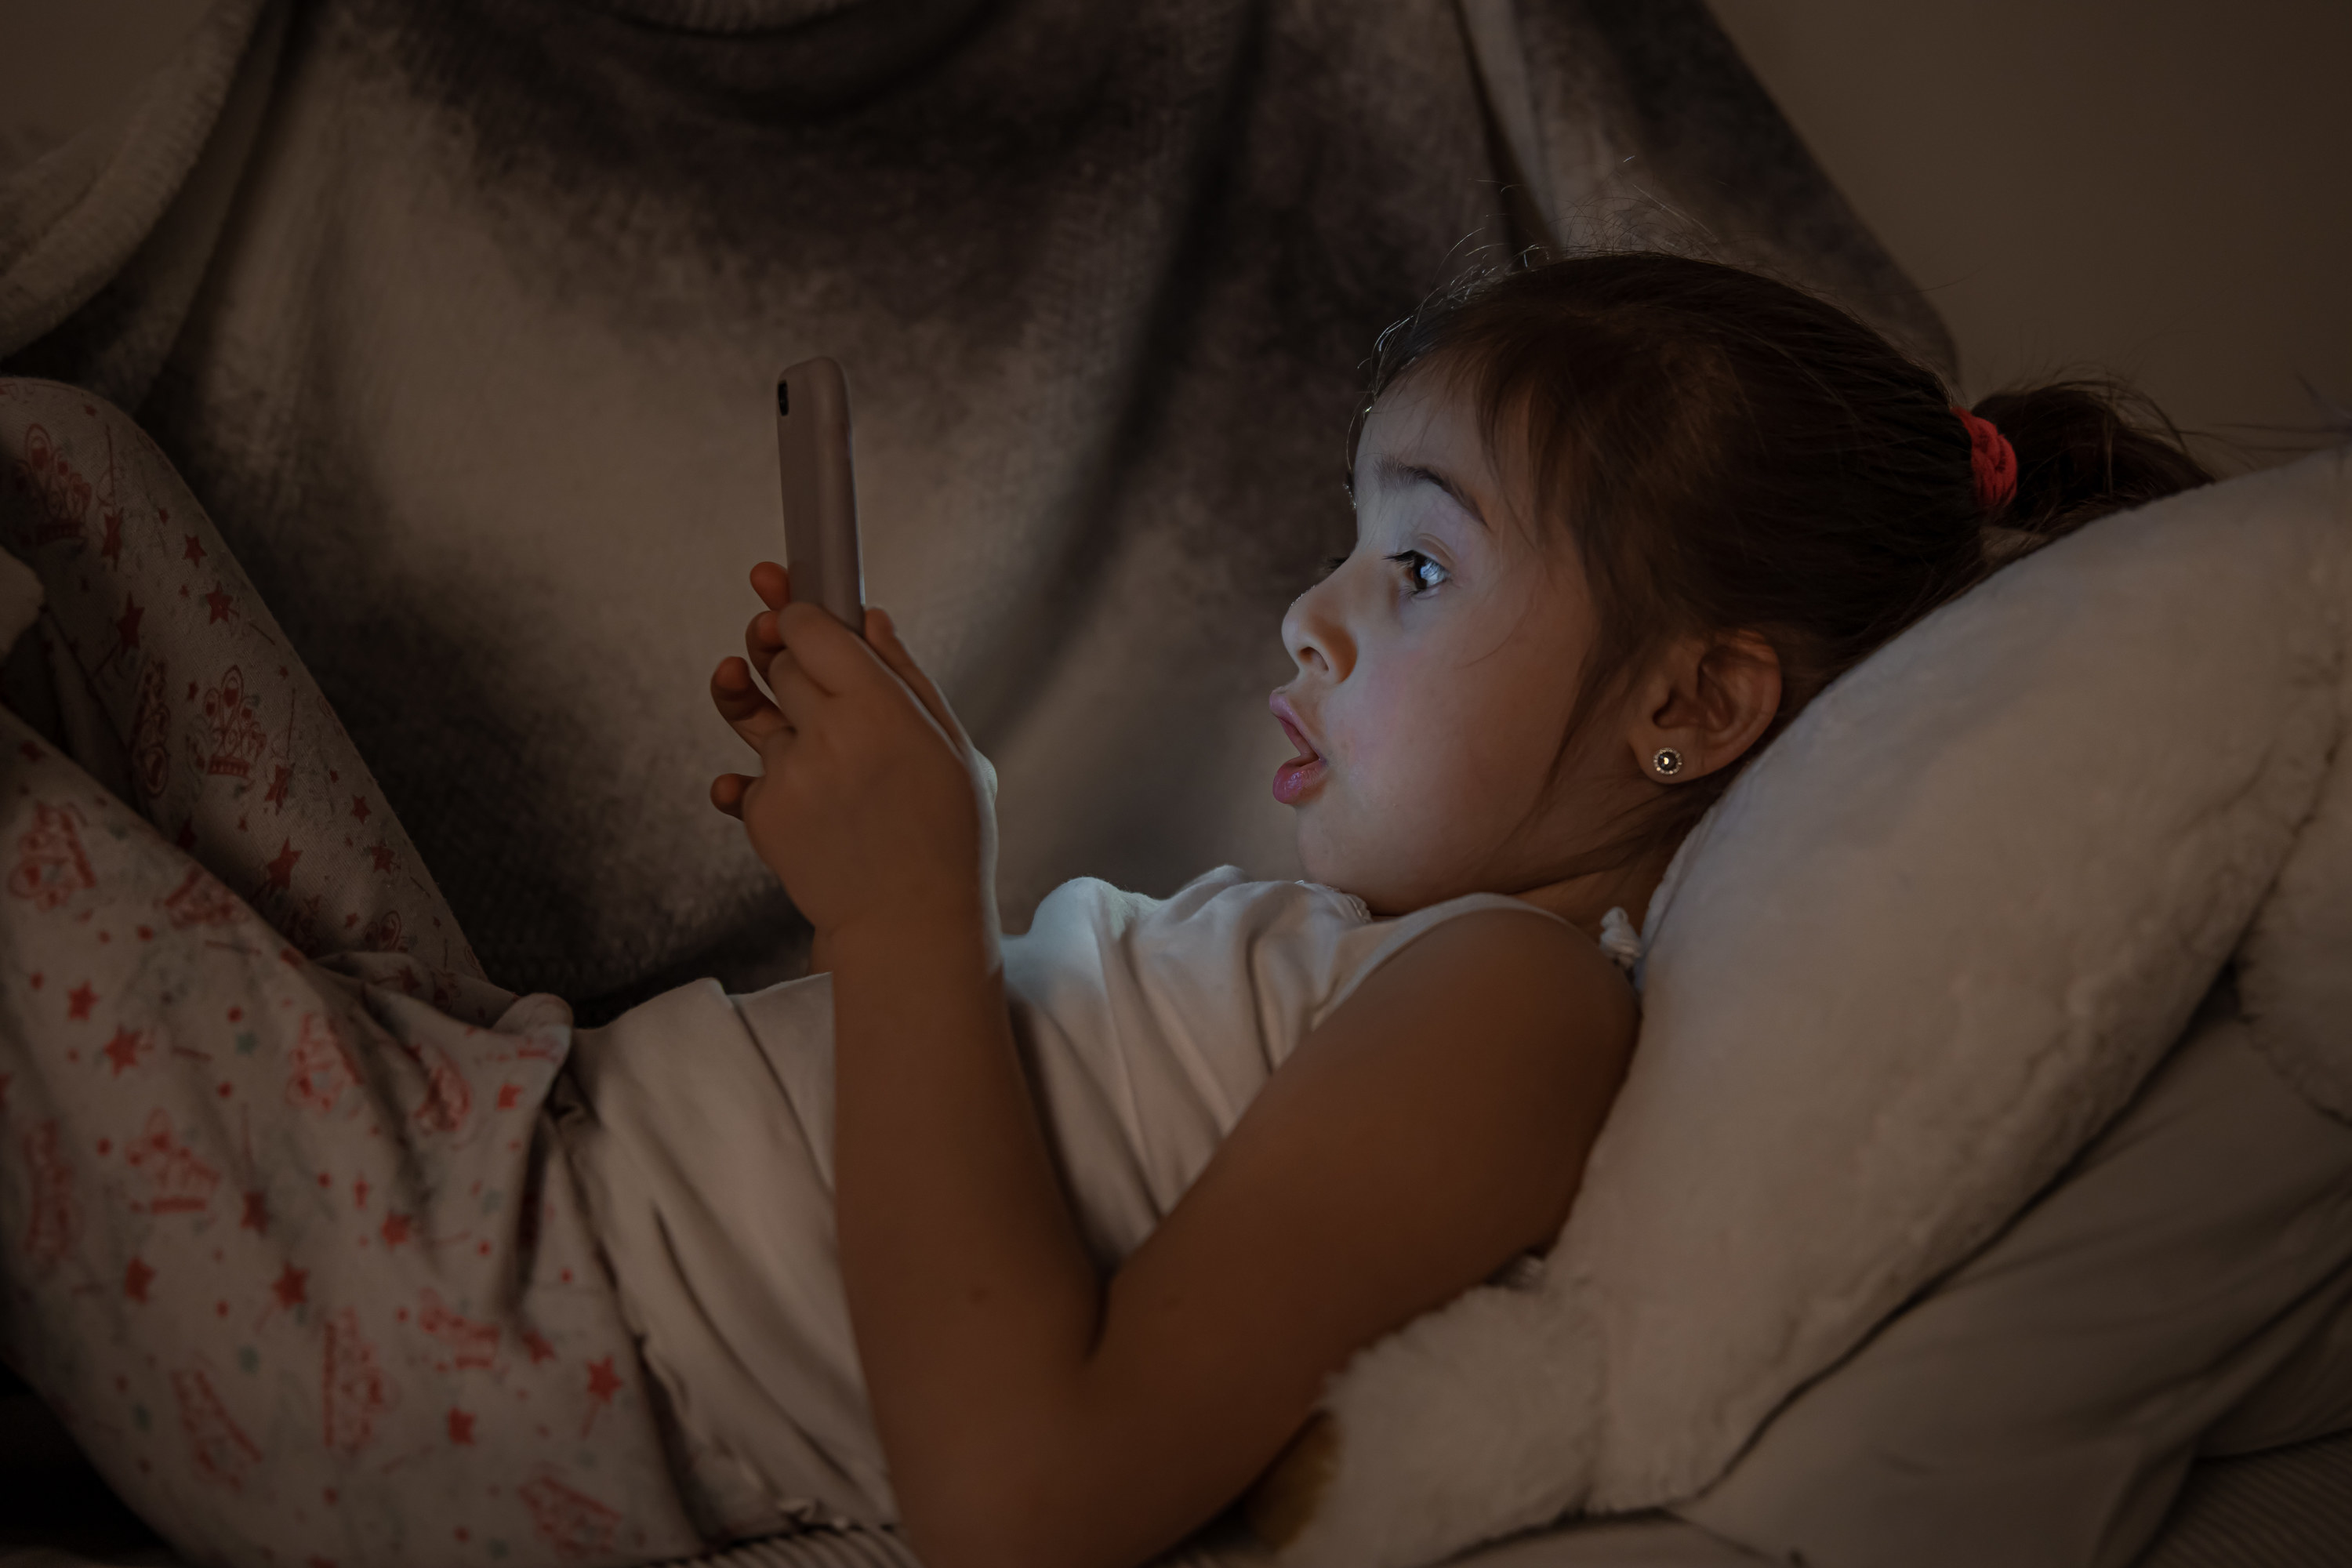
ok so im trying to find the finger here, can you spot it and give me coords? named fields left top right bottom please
left=710, top=772, right=753, bottom=818
left=773, top=601, right=888, bottom=699
left=710, top=657, right=791, bottom=750
left=761, top=643, right=832, bottom=730
left=749, top=561, right=790, bottom=612
left=744, top=608, right=786, bottom=679
left=865, top=606, right=972, bottom=748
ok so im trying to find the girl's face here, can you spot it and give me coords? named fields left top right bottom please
left=1272, top=368, right=1618, bottom=914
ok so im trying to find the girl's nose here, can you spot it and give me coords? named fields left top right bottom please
left=1282, top=574, right=1354, bottom=681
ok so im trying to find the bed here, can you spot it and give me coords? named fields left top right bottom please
left=9, top=1376, right=2352, bottom=1568
left=7, top=3, right=2351, bottom=1564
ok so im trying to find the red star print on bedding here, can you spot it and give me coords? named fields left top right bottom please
left=0, top=381, right=704, bottom=1566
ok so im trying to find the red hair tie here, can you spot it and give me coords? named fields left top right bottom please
left=1954, top=405, right=2017, bottom=512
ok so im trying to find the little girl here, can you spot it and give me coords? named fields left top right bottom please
left=0, top=252, right=2209, bottom=1568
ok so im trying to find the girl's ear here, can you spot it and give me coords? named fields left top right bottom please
left=1631, top=631, right=1782, bottom=783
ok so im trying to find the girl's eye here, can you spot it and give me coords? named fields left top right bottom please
left=1319, top=553, right=1350, bottom=579
left=1388, top=550, right=1449, bottom=594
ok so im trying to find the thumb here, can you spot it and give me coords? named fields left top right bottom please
left=864, top=607, right=970, bottom=748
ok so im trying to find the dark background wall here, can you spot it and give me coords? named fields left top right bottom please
left=5, top=0, right=2349, bottom=468
left=1708, top=0, right=2352, bottom=470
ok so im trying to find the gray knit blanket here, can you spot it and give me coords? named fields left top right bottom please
left=0, top=0, right=1947, bottom=1011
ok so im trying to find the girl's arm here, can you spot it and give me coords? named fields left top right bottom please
left=837, top=902, right=1630, bottom=1568
left=711, top=585, right=1634, bottom=1568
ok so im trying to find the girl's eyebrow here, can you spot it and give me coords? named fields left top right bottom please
left=1372, top=455, right=1489, bottom=528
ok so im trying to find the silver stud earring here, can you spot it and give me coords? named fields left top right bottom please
left=1652, top=747, right=1683, bottom=779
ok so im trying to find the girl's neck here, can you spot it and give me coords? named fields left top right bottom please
left=1503, top=847, right=1675, bottom=945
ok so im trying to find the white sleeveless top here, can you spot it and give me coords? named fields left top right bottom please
left=551, top=869, right=1573, bottom=1538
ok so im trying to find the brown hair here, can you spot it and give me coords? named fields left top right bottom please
left=1358, top=252, right=2212, bottom=872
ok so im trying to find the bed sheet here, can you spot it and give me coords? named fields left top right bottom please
left=9, top=1430, right=2352, bottom=1568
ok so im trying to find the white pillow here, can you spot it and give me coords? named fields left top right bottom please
left=1675, top=987, right=2352, bottom=1568
left=1281, top=446, right=2352, bottom=1568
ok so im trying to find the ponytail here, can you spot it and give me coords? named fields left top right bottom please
left=1971, top=379, right=2212, bottom=560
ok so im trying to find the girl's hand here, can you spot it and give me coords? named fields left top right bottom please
left=710, top=563, right=997, bottom=949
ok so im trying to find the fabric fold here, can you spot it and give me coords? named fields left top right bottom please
left=0, top=0, right=281, bottom=401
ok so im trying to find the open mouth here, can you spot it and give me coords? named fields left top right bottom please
left=1269, top=699, right=1327, bottom=806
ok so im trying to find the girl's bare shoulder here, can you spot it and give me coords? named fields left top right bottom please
left=1293, top=905, right=1637, bottom=1219
left=1353, top=903, right=1637, bottom=1056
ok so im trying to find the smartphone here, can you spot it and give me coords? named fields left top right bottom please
left=775, top=356, right=866, bottom=631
